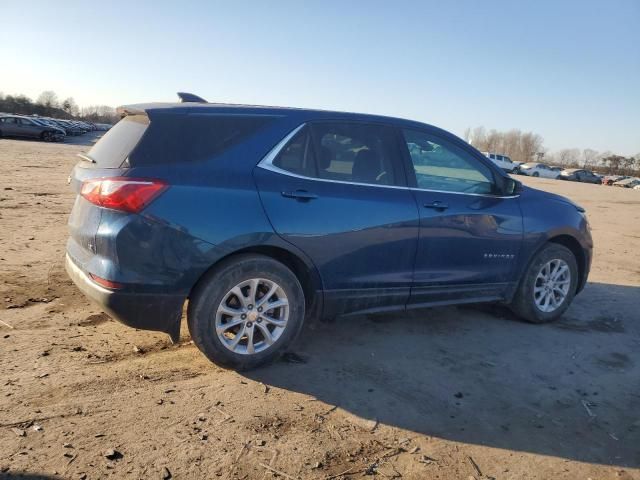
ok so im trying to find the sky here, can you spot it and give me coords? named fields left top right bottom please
left=1, top=0, right=639, bottom=155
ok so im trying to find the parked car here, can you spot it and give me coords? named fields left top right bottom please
left=560, top=169, right=602, bottom=184
left=30, top=118, right=68, bottom=140
left=634, top=185, right=640, bottom=190
left=518, top=163, right=561, bottom=179
left=65, top=94, right=593, bottom=369
left=481, top=152, right=518, bottom=173
left=55, top=120, right=85, bottom=136
left=613, top=177, right=640, bottom=188
left=0, top=115, right=66, bottom=142
left=603, top=175, right=628, bottom=185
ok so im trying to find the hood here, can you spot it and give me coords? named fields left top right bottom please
left=520, top=184, right=585, bottom=212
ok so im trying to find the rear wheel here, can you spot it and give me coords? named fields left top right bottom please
left=42, top=131, right=53, bottom=142
left=187, top=254, right=305, bottom=370
left=532, top=171, right=540, bottom=177
left=510, top=244, right=578, bottom=323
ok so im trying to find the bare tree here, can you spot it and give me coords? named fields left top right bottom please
left=62, top=97, right=79, bottom=116
left=471, top=126, right=487, bottom=149
left=486, top=129, right=501, bottom=152
left=463, top=127, right=471, bottom=143
left=37, top=91, right=59, bottom=110
left=581, top=149, right=598, bottom=168
left=520, top=132, right=544, bottom=164
left=557, top=148, right=580, bottom=166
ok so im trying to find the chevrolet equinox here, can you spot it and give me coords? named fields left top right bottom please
left=66, top=93, right=593, bottom=369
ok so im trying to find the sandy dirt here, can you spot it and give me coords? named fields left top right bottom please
left=1, top=137, right=639, bottom=480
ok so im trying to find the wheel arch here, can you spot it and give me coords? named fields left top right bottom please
left=547, top=234, right=587, bottom=292
left=187, top=243, right=324, bottom=320
left=508, top=232, right=589, bottom=305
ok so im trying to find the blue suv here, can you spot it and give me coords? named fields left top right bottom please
left=66, top=94, right=593, bottom=369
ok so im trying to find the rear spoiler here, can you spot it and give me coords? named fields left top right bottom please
left=117, top=92, right=208, bottom=117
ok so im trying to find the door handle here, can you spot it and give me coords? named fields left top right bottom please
left=281, top=190, right=318, bottom=201
left=423, top=201, right=449, bottom=211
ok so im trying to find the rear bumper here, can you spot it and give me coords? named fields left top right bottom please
left=65, top=254, right=184, bottom=341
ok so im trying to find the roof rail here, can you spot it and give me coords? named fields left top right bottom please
left=177, top=92, right=208, bottom=103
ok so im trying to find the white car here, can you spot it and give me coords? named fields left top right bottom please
left=519, top=163, right=561, bottom=179
left=481, top=152, right=518, bottom=173
left=634, top=184, right=640, bottom=190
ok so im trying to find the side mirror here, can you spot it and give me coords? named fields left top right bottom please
left=503, top=178, right=523, bottom=196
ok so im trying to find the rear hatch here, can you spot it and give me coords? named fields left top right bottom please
left=67, top=114, right=149, bottom=267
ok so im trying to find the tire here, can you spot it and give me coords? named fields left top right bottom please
left=187, top=254, right=305, bottom=370
left=42, top=131, right=53, bottom=142
left=532, top=172, right=540, bottom=177
left=509, top=244, right=578, bottom=324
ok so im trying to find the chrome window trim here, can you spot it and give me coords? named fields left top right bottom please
left=257, top=123, right=520, bottom=199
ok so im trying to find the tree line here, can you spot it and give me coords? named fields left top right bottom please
left=0, top=91, right=119, bottom=124
left=464, top=126, right=639, bottom=176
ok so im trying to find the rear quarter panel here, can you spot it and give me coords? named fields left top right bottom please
left=126, top=115, right=322, bottom=294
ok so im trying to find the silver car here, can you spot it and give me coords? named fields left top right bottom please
left=0, top=115, right=66, bottom=142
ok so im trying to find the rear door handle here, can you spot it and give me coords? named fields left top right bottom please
left=281, top=190, right=318, bottom=201
left=423, top=201, right=449, bottom=211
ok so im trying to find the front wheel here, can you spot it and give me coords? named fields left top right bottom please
left=187, top=254, right=305, bottom=370
left=509, top=244, right=578, bottom=323
left=532, top=171, right=540, bottom=177
left=42, top=131, right=53, bottom=142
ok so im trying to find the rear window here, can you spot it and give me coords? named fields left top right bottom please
left=86, top=115, right=149, bottom=167
left=86, top=113, right=272, bottom=168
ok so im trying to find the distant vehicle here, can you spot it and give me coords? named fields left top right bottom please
left=55, top=120, right=84, bottom=136
left=613, top=177, right=640, bottom=188
left=634, top=184, right=640, bottom=190
left=560, top=169, right=602, bottom=184
left=481, top=152, right=518, bottom=173
left=519, top=163, right=561, bottom=179
left=603, top=175, right=628, bottom=185
left=0, top=115, right=65, bottom=142
left=30, top=118, right=68, bottom=139
left=65, top=93, right=593, bottom=369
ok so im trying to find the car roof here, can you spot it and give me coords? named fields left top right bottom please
left=117, top=101, right=443, bottom=132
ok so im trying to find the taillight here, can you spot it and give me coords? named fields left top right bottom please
left=80, top=177, right=167, bottom=213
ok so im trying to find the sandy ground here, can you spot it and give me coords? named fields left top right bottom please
left=0, top=136, right=639, bottom=480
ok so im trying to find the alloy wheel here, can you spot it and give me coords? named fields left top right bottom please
left=533, top=259, right=571, bottom=313
left=215, top=278, right=289, bottom=355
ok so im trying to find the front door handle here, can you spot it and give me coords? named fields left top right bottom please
left=423, top=201, right=449, bottom=211
left=281, top=190, right=318, bottom=201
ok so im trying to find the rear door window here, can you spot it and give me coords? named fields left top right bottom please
left=272, top=126, right=317, bottom=177
left=309, top=122, right=403, bottom=186
left=271, top=122, right=404, bottom=187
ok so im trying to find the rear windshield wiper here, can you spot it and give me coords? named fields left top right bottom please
left=77, top=153, right=96, bottom=164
